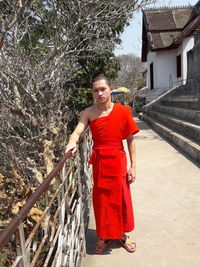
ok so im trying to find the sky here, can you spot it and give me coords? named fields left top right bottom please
left=114, top=0, right=198, bottom=57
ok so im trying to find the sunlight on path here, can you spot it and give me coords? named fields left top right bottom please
left=82, top=118, right=200, bottom=267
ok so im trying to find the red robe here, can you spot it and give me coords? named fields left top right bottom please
left=89, top=104, right=139, bottom=239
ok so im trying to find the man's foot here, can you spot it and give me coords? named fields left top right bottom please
left=94, top=239, right=113, bottom=254
left=117, top=234, right=136, bottom=253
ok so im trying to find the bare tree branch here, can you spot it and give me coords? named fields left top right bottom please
left=0, top=0, right=155, bottom=223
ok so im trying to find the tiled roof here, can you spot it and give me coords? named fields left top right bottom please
left=141, top=3, right=200, bottom=62
left=144, top=8, right=193, bottom=31
left=173, top=15, right=200, bottom=45
left=150, top=31, right=180, bottom=49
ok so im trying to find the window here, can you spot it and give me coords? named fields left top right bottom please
left=150, top=62, right=154, bottom=89
left=177, top=54, right=181, bottom=78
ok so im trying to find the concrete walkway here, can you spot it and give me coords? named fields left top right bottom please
left=82, top=118, right=200, bottom=267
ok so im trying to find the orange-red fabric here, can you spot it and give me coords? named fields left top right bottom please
left=89, top=104, right=139, bottom=239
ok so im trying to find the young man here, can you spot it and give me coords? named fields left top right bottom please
left=65, top=75, right=139, bottom=253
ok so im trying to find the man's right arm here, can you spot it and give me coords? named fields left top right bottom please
left=65, top=109, right=89, bottom=154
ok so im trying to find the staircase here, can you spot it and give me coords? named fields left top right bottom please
left=143, top=95, right=200, bottom=164
left=145, top=87, right=168, bottom=103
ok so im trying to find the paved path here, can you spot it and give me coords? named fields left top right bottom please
left=82, top=118, right=200, bottom=267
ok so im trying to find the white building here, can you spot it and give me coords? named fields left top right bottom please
left=141, top=1, right=200, bottom=93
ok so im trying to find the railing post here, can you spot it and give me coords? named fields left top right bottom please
left=57, top=164, right=66, bottom=267
left=0, top=134, right=92, bottom=266
left=15, top=230, right=23, bottom=267
left=77, top=153, right=86, bottom=261
left=18, top=223, right=30, bottom=267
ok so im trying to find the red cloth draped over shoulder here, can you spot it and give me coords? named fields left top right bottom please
left=89, top=104, right=139, bottom=239
left=90, top=103, right=139, bottom=143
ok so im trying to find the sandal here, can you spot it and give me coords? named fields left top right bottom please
left=117, top=234, right=136, bottom=253
left=95, top=239, right=113, bottom=254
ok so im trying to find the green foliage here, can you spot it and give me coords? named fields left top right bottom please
left=68, top=88, right=93, bottom=113
left=64, top=52, right=121, bottom=130
left=75, top=52, right=120, bottom=87
left=0, top=253, right=8, bottom=266
left=66, top=88, right=93, bottom=132
left=137, top=78, right=146, bottom=89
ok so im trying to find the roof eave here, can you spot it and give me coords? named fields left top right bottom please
left=173, top=14, right=200, bottom=45
left=152, top=46, right=178, bottom=52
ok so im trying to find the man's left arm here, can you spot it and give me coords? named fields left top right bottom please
left=126, top=134, right=136, bottom=184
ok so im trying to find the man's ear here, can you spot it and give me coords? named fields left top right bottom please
left=110, top=86, right=114, bottom=91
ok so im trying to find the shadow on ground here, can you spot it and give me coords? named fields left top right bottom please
left=85, top=229, right=122, bottom=255
left=134, top=118, right=164, bottom=141
left=134, top=119, right=151, bottom=131
left=160, top=135, right=200, bottom=168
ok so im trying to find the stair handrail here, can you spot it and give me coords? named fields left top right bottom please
left=143, top=85, right=180, bottom=111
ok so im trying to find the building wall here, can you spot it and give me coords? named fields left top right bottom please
left=187, top=33, right=200, bottom=80
left=146, top=36, right=194, bottom=90
left=186, top=33, right=200, bottom=95
left=147, top=51, right=156, bottom=89
left=156, top=50, right=177, bottom=89
left=182, top=36, right=195, bottom=84
left=166, top=33, right=200, bottom=97
left=147, top=50, right=177, bottom=90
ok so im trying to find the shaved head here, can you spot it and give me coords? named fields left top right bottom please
left=92, top=75, right=111, bottom=87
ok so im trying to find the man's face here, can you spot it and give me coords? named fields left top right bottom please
left=92, top=79, right=112, bottom=104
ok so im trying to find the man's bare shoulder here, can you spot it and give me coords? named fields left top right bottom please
left=83, top=105, right=95, bottom=114
left=82, top=105, right=96, bottom=120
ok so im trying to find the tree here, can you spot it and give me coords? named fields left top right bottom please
left=113, top=53, right=146, bottom=90
left=0, top=0, right=155, bottom=223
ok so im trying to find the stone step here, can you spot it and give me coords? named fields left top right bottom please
left=147, top=110, right=200, bottom=142
left=143, top=114, right=200, bottom=163
left=145, top=88, right=168, bottom=103
left=152, top=105, right=200, bottom=125
left=161, top=96, right=200, bottom=110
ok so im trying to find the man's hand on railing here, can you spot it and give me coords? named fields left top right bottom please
left=65, top=141, right=77, bottom=155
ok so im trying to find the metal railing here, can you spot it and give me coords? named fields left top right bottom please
left=0, top=131, right=92, bottom=267
left=169, top=72, right=200, bottom=91
left=141, top=72, right=200, bottom=112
